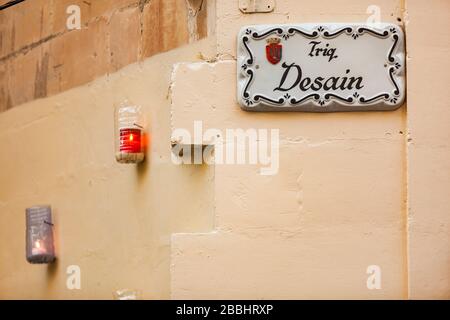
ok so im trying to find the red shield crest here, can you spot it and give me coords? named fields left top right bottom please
left=266, top=38, right=282, bottom=64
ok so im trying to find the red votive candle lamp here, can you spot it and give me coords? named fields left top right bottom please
left=26, top=205, right=56, bottom=264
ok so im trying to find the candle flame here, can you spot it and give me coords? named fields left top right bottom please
left=129, top=134, right=134, bottom=141
left=35, top=240, right=41, bottom=248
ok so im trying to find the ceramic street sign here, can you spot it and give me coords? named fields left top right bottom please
left=237, top=23, right=405, bottom=112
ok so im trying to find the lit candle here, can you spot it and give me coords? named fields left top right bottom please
left=26, top=206, right=56, bottom=264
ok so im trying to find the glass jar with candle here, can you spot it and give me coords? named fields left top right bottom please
left=115, top=101, right=145, bottom=163
left=26, top=206, right=56, bottom=264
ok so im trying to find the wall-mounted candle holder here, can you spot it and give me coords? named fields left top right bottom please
left=26, top=206, right=56, bottom=264
left=115, top=102, right=145, bottom=164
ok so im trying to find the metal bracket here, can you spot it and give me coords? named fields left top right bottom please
left=239, top=0, right=275, bottom=13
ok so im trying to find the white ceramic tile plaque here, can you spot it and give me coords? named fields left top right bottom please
left=237, top=23, right=405, bottom=111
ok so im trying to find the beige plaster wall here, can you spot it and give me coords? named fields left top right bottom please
left=170, top=57, right=407, bottom=300
left=0, top=0, right=210, bottom=111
